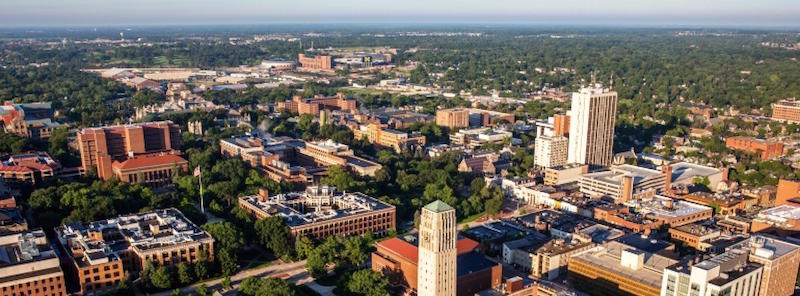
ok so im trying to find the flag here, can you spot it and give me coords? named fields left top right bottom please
left=193, top=166, right=201, bottom=177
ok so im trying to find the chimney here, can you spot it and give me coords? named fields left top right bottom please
left=643, top=228, right=651, bottom=237
left=621, top=175, right=634, bottom=203
left=258, top=188, right=269, bottom=202
left=721, top=167, right=730, bottom=182
left=662, top=164, right=673, bottom=194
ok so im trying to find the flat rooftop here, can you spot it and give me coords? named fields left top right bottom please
left=729, top=235, right=800, bottom=260
left=626, top=195, right=712, bottom=220
left=572, top=241, right=676, bottom=288
left=757, top=204, right=800, bottom=221
left=240, top=186, right=393, bottom=228
left=583, top=164, right=663, bottom=184
left=0, top=230, right=55, bottom=268
left=671, top=162, right=721, bottom=183
left=58, top=208, right=212, bottom=259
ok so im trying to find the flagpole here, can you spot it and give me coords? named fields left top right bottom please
left=199, top=169, right=205, bottom=214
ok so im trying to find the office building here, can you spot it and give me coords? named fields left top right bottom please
left=661, top=249, right=763, bottom=296
left=352, top=123, right=426, bottom=152
left=0, top=101, right=63, bottom=140
left=298, top=54, right=333, bottom=70
left=0, top=230, right=67, bottom=296
left=771, top=99, right=800, bottom=123
left=77, top=121, right=185, bottom=183
left=56, top=208, right=214, bottom=295
left=238, top=186, right=396, bottom=240
left=725, top=137, right=784, bottom=160
left=567, top=85, right=618, bottom=168
left=418, top=200, right=458, bottom=296
left=579, top=164, right=668, bottom=203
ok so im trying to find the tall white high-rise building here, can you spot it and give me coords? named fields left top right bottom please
left=534, top=115, right=569, bottom=169
left=417, top=200, right=457, bottom=296
left=567, top=85, right=618, bottom=168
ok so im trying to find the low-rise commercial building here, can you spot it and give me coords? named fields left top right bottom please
left=579, top=164, right=668, bottom=203
left=668, top=223, right=722, bottom=250
left=544, top=164, right=588, bottom=186
left=569, top=240, right=677, bottom=296
left=56, top=208, right=214, bottom=295
left=239, top=186, right=396, bottom=240
left=669, top=162, right=724, bottom=192
left=449, top=127, right=512, bottom=149
left=0, top=230, right=67, bottom=296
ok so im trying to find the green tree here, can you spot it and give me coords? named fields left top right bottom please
left=202, top=221, right=244, bottom=251
left=254, top=216, right=291, bottom=258
left=177, top=262, right=194, bottom=285
left=295, top=235, right=314, bottom=260
left=342, top=269, right=391, bottom=296
left=151, top=266, right=173, bottom=290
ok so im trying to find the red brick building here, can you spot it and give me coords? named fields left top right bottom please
left=77, top=121, right=184, bottom=184
left=725, top=136, right=784, bottom=159
left=371, top=237, right=502, bottom=296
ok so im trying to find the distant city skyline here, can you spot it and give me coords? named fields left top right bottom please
left=1, top=0, right=800, bottom=28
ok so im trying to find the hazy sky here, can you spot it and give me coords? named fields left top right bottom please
left=2, top=0, right=800, bottom=27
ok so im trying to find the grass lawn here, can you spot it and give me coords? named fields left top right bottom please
left=458, top=212, right=485, bottom=224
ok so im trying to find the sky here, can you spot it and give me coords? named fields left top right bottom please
left=1, top=0, right=800, bottom=28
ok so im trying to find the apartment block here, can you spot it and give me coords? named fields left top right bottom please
left=726, top=236, right=800, bottom=296
left=238, top=186, right=396, bottom=240
left=567, top=86, right=618, bottom=168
